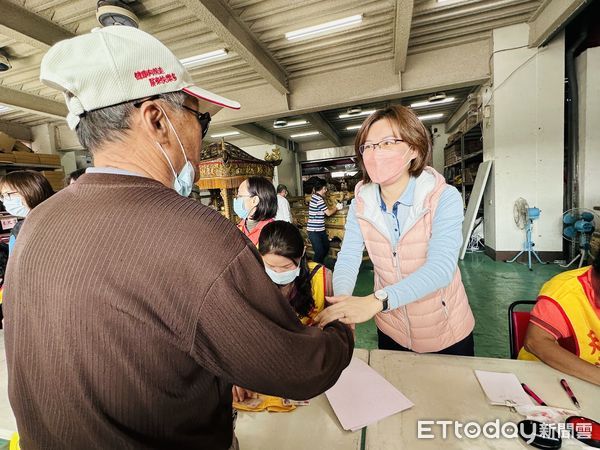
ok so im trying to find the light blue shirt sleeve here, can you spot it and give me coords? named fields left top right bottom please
left=8, top=234, right=16, bottom=255
left=384, top=186, right=464, bottom=310
left=332, top=201, right=365, bottom=296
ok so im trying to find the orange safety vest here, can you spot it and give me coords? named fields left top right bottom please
left=519, top=266, right=600, bottom=366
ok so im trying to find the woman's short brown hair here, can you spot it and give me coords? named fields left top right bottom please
left=355, top=105, right=431, bottom=182
left=0, top=170, right=54, bottom=209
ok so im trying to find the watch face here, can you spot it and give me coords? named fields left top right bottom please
left=375, top=290, right=387, bottom=300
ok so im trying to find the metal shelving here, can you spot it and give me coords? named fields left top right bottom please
left=0, top=163, right=62, bottom=170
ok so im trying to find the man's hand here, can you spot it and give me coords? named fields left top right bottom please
left=315, top=294, right=383, bottom=327
left=232, top=385, right=258, bottom=403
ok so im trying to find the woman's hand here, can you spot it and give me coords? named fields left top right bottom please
left=315, top=294, right=383, bottom=327
left=232, top=385, right=258, bottom=403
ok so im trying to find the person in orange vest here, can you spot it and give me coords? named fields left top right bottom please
left=232, top=220, right=334, bottom=403
left=234, top=176, right=277, bottom=246
left=519, top=256, right=600, bottom=386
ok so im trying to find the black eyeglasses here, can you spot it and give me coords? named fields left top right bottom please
left=181, top=104, right=211, bottom=139
left=133, top=95, right=211, bottom=138
left=358, top=138, right=405, bottom=154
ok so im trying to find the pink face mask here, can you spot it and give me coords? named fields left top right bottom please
left=362, top=146, right=413, bottom=186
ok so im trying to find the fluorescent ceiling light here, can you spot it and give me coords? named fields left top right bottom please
left=331, top=170, right=358, bottom=178
left=418, top=113, right=444, bottom=121
left=346, top=124, right=362, bottom=131
left=274, top=119, right=307, bottom=128
left=410, top=97, right=456, bottom=108
left=180, top=49, right=228, bottom=69
left=290, top=131, right=321, bottom=138
left=0, top=104, right=11, bottom=114
left=338, top=109, right=375, bottom=119
left=285, top=14, right=363, bottom=41
left=210, top=131, right=240, bottom=138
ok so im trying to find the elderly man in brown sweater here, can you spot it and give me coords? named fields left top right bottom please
left=3, top=26, right=353, bottom=450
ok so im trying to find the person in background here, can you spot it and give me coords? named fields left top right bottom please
left=0, top=170, right=54, bottom=254
left=232, top=220, right=334, bottom=402
left=67, top=168, right=86, bottom=185
left=274, top=183, right=292, bottom=222
left=519, top=258, right=600, bottom=386
left=234, top=176, right=278, bottom=246
left=306, top=178, right=341, bottom=265
left=316, top=105, right=476, bottom=356
left=4, top=26, right=353, bottom=450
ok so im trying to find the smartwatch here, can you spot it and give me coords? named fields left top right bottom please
left=374, top=289, right=389, bottom=312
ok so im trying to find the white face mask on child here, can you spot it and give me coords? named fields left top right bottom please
left=265, top=265, right=300, bottom=285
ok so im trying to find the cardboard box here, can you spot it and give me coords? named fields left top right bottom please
left=0, top=131, right=16, bottom=153
left=0, top=153, right=16, bottom=163
left=38, top=154, right=61, bottom=166
left=41, top=170, right=66, bottom=191
left=12, top=151, right=40, bottom=164
left=13, top=141, right=33, bottom=153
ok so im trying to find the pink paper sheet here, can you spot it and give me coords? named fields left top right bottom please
left=325, top=357, right=414, bottom=431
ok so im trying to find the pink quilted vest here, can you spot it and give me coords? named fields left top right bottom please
left=354, top=167, right=475, bottom=353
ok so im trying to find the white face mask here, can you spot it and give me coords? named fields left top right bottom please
left=265, top=265, right=300, bottom=286
left=154, top=106, right=195, bottom=197
left=4, top=197, right=30, bottom=218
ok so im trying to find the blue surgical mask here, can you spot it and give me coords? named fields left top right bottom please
left=155, top=106, right=195, bottom=197
left=233, top=197, right=250, bottom=219
left=4, top=197, right=29, bottom=217
left=265, top=265, right=300, bottom=285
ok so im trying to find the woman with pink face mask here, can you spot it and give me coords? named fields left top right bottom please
left=315, top=105, right=475, bottom=356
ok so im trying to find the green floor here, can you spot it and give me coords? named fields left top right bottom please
left=346, top=252, right=566, bottom=358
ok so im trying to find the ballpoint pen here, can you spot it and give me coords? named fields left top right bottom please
left=521, top=383, right=547, bottom=406
left=560, top=379, right=580, bottom=408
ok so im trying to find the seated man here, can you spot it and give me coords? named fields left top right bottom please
left=518, top=257, right=600, bottom=386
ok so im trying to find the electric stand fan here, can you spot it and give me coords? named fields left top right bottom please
left=505, top=198, right=547, bottom=271
left=560, top=208, right=598, bottom=268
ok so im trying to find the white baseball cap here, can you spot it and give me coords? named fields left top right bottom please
left=40, top=26, right=241, bottom=129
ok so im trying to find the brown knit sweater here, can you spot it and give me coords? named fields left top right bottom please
left=3, top=173, right=353, bottom=450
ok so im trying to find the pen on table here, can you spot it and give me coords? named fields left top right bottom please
left=521, top=383, right=547, bottom=406
left=560, top=378, right=580, bottom=409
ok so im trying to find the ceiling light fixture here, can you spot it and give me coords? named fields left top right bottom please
left=0, top=50, right=11, bottom=72
left=285, top=14, right=363, bottom=41
left=180, top=49, right=229, bottom=69
left=338, top=109, right=375, bottom=119
left=96, top=1, right=139, bottom=28
left=290, top=131, right=321, bottom=138
left=418, top=113, right=444, bottom=121
left=331, top=170, right=358, bottom=178
left=274, top=119, right=307, bottom=128
left=210, top=131, right=240, bottom=138
left=0, top=104, right=11, bottom=114
left=346, top=124, right=362, bottom=131
left=410, top=96, right=456, bottom=108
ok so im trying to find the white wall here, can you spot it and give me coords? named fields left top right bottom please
left=484, top=24, right=565, bottom=253
left=241, top=144, right=300, bottom=196
left=430, top=123, right=447, bottom=174
left=576, top=47, right=600, bottom=211
left=31, top=123, right=57, bottom=154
